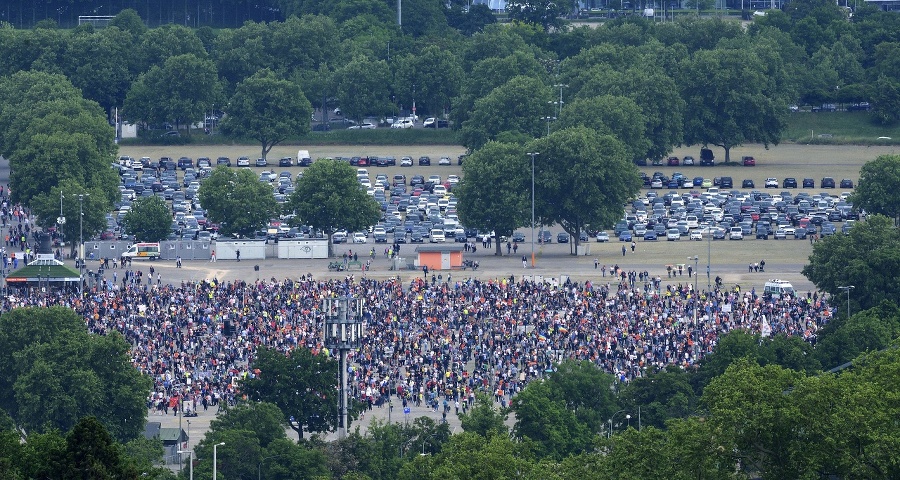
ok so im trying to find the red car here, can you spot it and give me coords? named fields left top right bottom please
left=742, top=156, right=756, bottom=166
left=667, top=156, right=680, bottom=166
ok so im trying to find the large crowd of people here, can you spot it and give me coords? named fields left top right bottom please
left=3, top=259, right=835, bottom=420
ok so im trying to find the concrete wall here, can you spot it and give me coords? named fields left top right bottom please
left=215, top=240, right=267, bottom=260
left=276, top=240, right=329, bottom=259
left=161, top=241, right=211, bottom=260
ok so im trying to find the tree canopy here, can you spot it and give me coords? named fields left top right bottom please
left=220, top=68, right=312, bottom=160
left=850, top=154, right=900, bottom=224
left=197, top=166, right=280, bottom=238
left=122, top=196, right=172, bottom=243
left=287, top=159, right=381, bottom=243
left=0, top=307, right=151, bottom=442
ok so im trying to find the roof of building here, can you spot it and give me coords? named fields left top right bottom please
left=6, top=262, right=80, bottom=283
left=414, top=244, right=466, bottom=253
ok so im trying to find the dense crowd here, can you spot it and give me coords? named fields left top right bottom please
left=3, top=261, right=835, bottom=419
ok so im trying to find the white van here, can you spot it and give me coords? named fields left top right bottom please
left=430, top=229, right=445, bottom=243
left=122, top=242, right=160, bottom=260
left=764, top=280, right=795, bottom=299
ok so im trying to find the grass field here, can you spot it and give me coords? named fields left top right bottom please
left=782, top=111, right=900, bottom=144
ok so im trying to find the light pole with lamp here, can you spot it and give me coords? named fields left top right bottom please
left=837, top=285, right=854, bottom=319
left=553, top=83, right=568, bottom=118
left=541, top=116, right=555, bottom=136
left=322, top=296, right=365, bottom=439
left=527, top=152, right=539, bottom=274
left=421, top=432, right=439, bottom=456
left=177, top=450, right=193, bottom=480
left=707, top=222, right=712, bottom=291
left=608, top=410, right=631, bottom=438
left=213, top=442, right=225, bottom=480
left=78, top=193, right=88, bottom=296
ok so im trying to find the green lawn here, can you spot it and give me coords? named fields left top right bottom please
left=783, top=111, right=900, bottom=145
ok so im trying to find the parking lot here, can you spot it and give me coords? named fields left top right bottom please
left=114, top=142, right=898, bottom=291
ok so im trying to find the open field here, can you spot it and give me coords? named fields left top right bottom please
left=782, top=111, right=900, bottom=144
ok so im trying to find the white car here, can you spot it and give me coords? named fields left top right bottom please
left=400, top=156, right=413, bottom=167
left=729, top=227, right=743, bottom=240
left=391, top=119, right=414, bottom=129
left=690, top=231, right=702, bottom=241
left=423, top=117, right=436, bottom=128
left=596, top=231, right=610, bottom=242
left=348, top=122, right=376, bottom=130
left=236, top=156, right=250, bottom=167
left=447, top=175, right=460, bottom=185
left=765, top=178, right=778, bottom=188
left=439, top=156, right=451, bottom=165
left=666, top=228, right=681, bottom=241
left=352, top=232, right=367, bottom=243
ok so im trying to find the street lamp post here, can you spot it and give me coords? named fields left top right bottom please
left=526, top=152, right=539, bottom=275
left=838, top=285, right=854, bottom=318
left=213, top=442, right=225, bottom=480
left=323, top=296, right=365, bottom=439
left=78, top=193, right=86, bottom=296
left=707, top=222, right=712, bottom=291
left=177, top=451, right=193, bottom=480
left=541, top=116, right=555, bottom=136
left=608, top=409, right=631, bottom=439
left=421, top=433, right=439, bottom=456
left=553, top=83, right=568, bottom=118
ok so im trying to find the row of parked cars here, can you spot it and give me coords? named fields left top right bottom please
left=643, top=171, right=854, bottom=190
left=594, top=185, right=860, bottom=243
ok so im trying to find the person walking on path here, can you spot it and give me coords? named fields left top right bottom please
left=631, top=241, right=636, bottom=253
left=522, top=255, right=527, bottom=268
left=236, top=249, right=241, bottom=262
left=622, top=245, right=626, bottom=256
left=210, top=249, right=216, bottom=262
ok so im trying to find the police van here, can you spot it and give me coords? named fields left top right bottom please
left=764, top=279, right=794, bottom=299
left=121, top=242, right=160, bottom=260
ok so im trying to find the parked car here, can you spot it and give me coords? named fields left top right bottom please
left=802, top=178, right=815, bottom=188
left=667, top=156, right=679, bottom=166
left=742, top=156, right=756, bottom=166
left=765, top=178, right=778, bottom=188
left=255, top=157, right=268, bottom=167
left=438, top=156, right=451, bottom=166
left=643, top=231, right=658, bottom=241
left=278, top=157, right=293, bottom=167
left=348, top=122, right=376, bottom=130
left=821, top=177, right=836, bottom=188
left=216, top=156, right=232, bottom=166
left=839, top=178, right=854, bottom=188
left=596, top=231, right=610, bottom=242
left=666, top=228, right=680, bottom=241
left=557, top=232, right=570, bottom=243
left=418, top=156, right=431, bottom=166
left=391, top=119, right=414, bottom=129
left=619, top=231, right=633, bottom=242
left=783, top=177, right=797, bottom=188
left=682, top=156, right=695, bottom=166
left=699, top=148, right=715, bottom=166
left=742, top=179, right=755, bottom=188
left=400, top=156, right=413, bottom=167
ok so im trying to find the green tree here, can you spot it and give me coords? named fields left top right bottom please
left=393, top=46, right=463, bottom=117
left=812, top=301, right=900, bottom=368
left=220, top=69, right=312, bottom=160
left=871, top=75, right=900, bottom=125
left=852, top=155, right=900, bottom=225
left=29, top=180, right=114, bottom=256
left=555, top=95, right=650, bottom=163
left=207, top=402, right=287, bottom=448
left=510, top=378, right=593, bottom=460
left=124, top=53, right=222, bottom=133
left=460, top=76, right=550, bottom=151
left=455, top=142, right=530, bottom=256
left=506, top=0, right=576, bottom=32
left=122, top=196, right=172, bottom=243
left=0, top=307, right=151, bottom=442
left=197, top=166, right=279, bottom=238
left=618, top=367, right=697, bottom=430
left=210, top=21, right=275, bottom=89
left=107, top=9, right=147, bottom=40
left=681, top=47, right=789, bottom=162
left=702, top=359, right=804, bottom=479
left=802, top=214, right=900, bottom=312
left=137, top=24, right=206, bottom=71
left=333, top=56, right=391, bottom=123
left=63, top=27, right=137, bottom=112
left=409, top=431, right=559, bottom=480
left=286, top=159, right=381, bottom=254
left=63, top=416, right=139, bottom=480
left=458, top=393, right=509, bottom=438
left=526, top=127, right=642, bottom=251
left=241, top=347, right=343, bottom=439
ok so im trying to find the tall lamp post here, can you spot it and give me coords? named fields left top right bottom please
left=526, top=152, right=539, bottom=274
left=177, top=450, right=193, bottom=480
left=837, top=285, right=854, bottom=318
left=213, top=442, right=225, bottom=480
left=78, top=194, right=86, bottom=296
left=541, top=116, right=556, bottom=136
left=707, top=222, right=712, bottom=291
left=608, top=410, right=631, bottom=439
left=323, top=296, right=365, bottom=439
left=553, top=83, right=568, bottom=118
